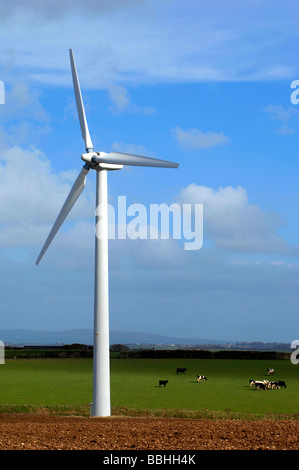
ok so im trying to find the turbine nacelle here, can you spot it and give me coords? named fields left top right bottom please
left=81, top=151, right=105, bottom=164
left=81, top=152, right=123, bottom=170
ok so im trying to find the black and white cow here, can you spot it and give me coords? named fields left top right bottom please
left=254, top=381, right=266, bottom=390
left=267, top=368, right=275, bottom=375
left=249, top=380, right=268, bottom=390
left=197, top=375, right=207, bottom=382
left=176, top=368, right=187, bottom=374
left=159, top=380, right=168, bottom=387
left=249, top=379, right=264, bottom=386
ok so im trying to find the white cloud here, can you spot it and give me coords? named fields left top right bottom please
left=111, top=142, right=156, bottom=157
left=0, top=82, right=50, bottom=123
left=264, top=104, right=299, bottom=135
left=172, top=126, right=230, bottom=150
left=0, top=1, right=297, bottom=89
left=0, top=146, right=93, bottom=250
left=109, top=236, right=187, bottom=270
left=107, top=83, right=130, bottom=114
left=0, top=0, right=144, bottom=20
left=0, top=81, right=52, bottom=146
left=178, top=183, right=289, bottom=254
left=107, top=83, right=155, bottom=115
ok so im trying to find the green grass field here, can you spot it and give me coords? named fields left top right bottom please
left=0, top=358, right=298, bottom=418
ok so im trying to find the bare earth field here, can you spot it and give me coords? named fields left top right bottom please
left=0, top=414, right=298, bottom=450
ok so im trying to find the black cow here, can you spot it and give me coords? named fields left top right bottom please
left=176, top=368, right=187, bottom=374
left=159, top=380, right=168, bottom=387
left=274, top=380, right=286, bottom=388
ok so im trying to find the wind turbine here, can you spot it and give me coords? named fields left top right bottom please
left=36, top=49, right=179, bottom=417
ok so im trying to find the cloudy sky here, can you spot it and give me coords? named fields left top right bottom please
left=0, top=0, right=299, bottom=343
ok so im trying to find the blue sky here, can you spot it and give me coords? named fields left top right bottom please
left=0, top=0, right=299, bottom=342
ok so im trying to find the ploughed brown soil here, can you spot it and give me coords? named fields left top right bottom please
left=0, top=414, right=298, bottom=450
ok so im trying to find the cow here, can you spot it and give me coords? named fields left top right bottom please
left=254, top=382, right=266, bottom=390
left=267, top=368, right=275, bottom=375
left=159, top=380, right=168, bottom=387
left=197, top=375, right=207, bottom=382
left=269, top=381, right=280, bottom=390
left=249, top=379, right=265, bottom=386
left=249, top=380, right=268, bottom=389
left=176, top=368, right=187, bottom=374
left=275, top=380, right=286, bottom=388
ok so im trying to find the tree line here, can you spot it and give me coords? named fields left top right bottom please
left=4, top=344, right=291, bottom=360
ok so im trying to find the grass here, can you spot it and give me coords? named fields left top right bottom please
left=0, top=358, right=92, bottom=406
left=111, top=358, right=299, bottom=416
left=0, top=357, right=298, bottom=419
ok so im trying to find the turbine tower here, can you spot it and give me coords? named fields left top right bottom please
left=36, top=49, right=179, bottom=417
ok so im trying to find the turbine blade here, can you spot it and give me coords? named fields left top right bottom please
left=94, top=152, right=179, bottom=168
left=69, top=49, right=93, bottom=151
left=36, top=165, right=89, bottom=265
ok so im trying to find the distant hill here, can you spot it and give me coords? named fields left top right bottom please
left=0, top=329, right=228, bottom=346
left=0, top=329, right=291, bottom=351
left=0, top=329, right=93, bottom=346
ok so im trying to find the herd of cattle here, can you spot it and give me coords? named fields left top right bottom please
left=159, top=367, right=287, bottom=390
left=249, top=379, right=286, bottom=390
left=250, top=368, right=287, bottom=390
